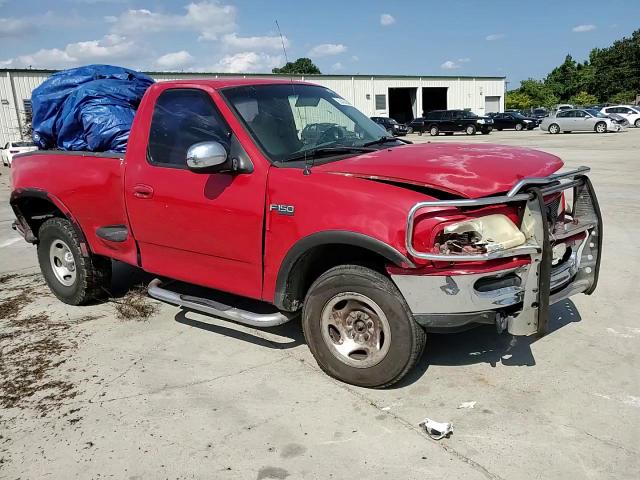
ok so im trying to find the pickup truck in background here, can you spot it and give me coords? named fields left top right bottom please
left=9, top=79, right=602, bottom=387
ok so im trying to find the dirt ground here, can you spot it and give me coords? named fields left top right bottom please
left=1, top=128, right=639, bottom=479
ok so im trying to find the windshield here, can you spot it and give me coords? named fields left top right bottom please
left=586, top=109, right=607, bottom=118
left=511, top=112, right=527, bottom=119
left=222, top=84, right=390, bottom=162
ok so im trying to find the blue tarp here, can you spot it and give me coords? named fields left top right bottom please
left=31, top=64, right=154, bottom=152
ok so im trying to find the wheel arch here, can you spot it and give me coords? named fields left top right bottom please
left=273, top=231, right=414, bottom=312
left=10, top=188, right=91, bottom=256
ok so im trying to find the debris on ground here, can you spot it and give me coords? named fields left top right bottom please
left=418, top=418, right=453, bottom=440
left=110, top=286, right=159, bottom=321
left=457, top=401, right=477, bottom=409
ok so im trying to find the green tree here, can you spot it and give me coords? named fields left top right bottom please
left=505, top=91, right=533, bottom=110
left=569, top=91, right=598, bottom=106
left=609, top=90, right=636, bottom=104
left=517, top=79, right=560, bottom=108
left=272, top=57, right=321, bottom=75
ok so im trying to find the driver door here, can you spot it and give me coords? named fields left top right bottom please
left=124, top=87, right=268, bottom=299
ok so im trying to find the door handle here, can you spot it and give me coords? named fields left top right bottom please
left=133, top=184, right=154, bottom=199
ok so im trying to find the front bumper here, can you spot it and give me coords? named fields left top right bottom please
left=393, top=167, right=602, bottom=336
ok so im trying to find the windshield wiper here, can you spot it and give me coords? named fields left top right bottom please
left=361, top=136, right=411, bottom=147
left=284, top=146, right=375, bottom=163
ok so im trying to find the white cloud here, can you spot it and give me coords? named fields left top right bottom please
left=441, top=60, right=461, bottom=70
left=572, top=24, right=596, bottom=32
left=331, top=62, right=344, bottom=71
left=0, top=34, right=140, bottom=69
left=222, top=32, right=288, bottom=51
left=155, top=50, right=195, bottom=70
left=214, top=51, right=283, bottom=73
left=308, top=43, right=347, bottom=57
left=110, top=1, right=237, bottom=41
left=458, top=57, right=470, bottom=63
left=485, top=33, right=505, bottom=41
left=0, top=17, right=33, bottom=37
left=380, top=13, right=395, bottom=26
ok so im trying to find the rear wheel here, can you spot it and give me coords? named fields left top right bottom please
left=429, top=125, right=439, bottom=136
left=302, top=265, right=426, bottom=388
left=37, top=218, right=111, bottom=305
left=595, top=122, right=607, bottom=133
left=548, top=123, right=560, bottom=134
left=465, top=124, right=476, bottom=135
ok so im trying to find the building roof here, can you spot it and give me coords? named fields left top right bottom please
left=0, top=68, right=506, bottom=80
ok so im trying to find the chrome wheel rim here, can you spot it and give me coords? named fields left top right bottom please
left=466, top=126, right=474, bottom=134
left=550, top=124, right=559, bottom=134
left=320, top=292, right=391, bottom=369
left=596, top=123, right=606, bottom=133
left=49, top=239, right=77, bottom=286
left=430, top=127, right=437, bottom=136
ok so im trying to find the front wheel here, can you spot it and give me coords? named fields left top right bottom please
left=548, top=123, right=560, bottom=134
left=635, top=119, right=640, bottom=128
left=595, top=122, right=607, bottom=133
left=465, top=124, right=476, bottom=135
left=37, top=218, right=111, bottom=305
left=302, top=265, right=426, bottom=388
left=515, top=123, right=524, bottom=131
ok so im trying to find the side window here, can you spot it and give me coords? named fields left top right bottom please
left=556, top=111, right=568, bottom=118
left=620, top=107, right=632, bottom=114
left=148, top=89, right=230, bottom=167
left=452, top=111, right=463, bottom=119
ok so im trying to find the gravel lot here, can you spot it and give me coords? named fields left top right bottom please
left=1, top=128, right=639, bottom=479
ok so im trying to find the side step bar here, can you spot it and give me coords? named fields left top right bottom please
left=148, top=279, right=293, bottom=327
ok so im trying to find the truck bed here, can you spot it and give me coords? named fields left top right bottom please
left=10, top=150, right=137, bottom=266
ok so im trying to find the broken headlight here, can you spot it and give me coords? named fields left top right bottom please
left=434, top=214, right=525, bottom=255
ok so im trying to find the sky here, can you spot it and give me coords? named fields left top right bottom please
left=0, top=0, right=638, bottom=86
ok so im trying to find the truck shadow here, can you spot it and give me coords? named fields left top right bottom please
left=174, top=309, right=304, bottom=350
left=395, top=299, right=582, bottom=388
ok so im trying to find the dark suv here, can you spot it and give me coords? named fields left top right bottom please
left=410, top=110, right=493, bottom=136
left=370, top=117, right=409, bottom=136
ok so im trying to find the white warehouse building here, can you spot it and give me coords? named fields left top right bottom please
left=0, top=68, right=505, bottom=146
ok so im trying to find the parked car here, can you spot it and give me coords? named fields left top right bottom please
left=556, top=104, right=574, bottom=112
left=531, top=108, right=549, bottom=120
left=10, top=78, right=602, bottom=388
left=370, top=117, right=409, bottom=136
left=600, top=105, right=640, bottom=128
left=489, top=112, right=538, bottom=131
left=540, top=108, right=621, bottom=134
left=411, top=109, right=493, bottom=135
left=1, top=140, right=38, bottom=166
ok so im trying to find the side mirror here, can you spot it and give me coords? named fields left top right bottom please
left=186, top=141, right=228, bottom=173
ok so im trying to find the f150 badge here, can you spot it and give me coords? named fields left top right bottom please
left=270, top=204, right=295, bottom=216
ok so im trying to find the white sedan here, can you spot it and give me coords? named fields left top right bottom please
left=540, top=109, right=621, bottom=134
left=600, top=105, right=640, bottom=128
left=1, top=140, right=38, bottom=166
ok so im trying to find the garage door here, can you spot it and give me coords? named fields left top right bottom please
left=485, top=96, right=501, bottom=114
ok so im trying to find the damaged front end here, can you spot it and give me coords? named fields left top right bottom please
left=392, top=167, right=602, bottom=336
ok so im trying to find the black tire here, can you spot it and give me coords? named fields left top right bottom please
left=429, top=125, right=439, bottom=136
left=515, top=123, right=524, bottom=131
left=465, top=124, right=476, bottom=135
left=635, top=119, right=640, bottom=128
left=417, top=129, right=423, bottom=136
left=548, top=123, right=560, bottom=134
left=595, top=121, right=607, bottom=133
left=37, top=217, right=111, bottom=305
left=302, top=265, right=426, bottom=388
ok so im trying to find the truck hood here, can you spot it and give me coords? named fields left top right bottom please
left=315, top=143, right=563, bottom=199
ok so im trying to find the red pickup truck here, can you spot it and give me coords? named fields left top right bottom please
left=9, top=78, right=602, bottom=387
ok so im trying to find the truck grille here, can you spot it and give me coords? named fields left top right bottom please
left=545, top=196, right=561, bottom=227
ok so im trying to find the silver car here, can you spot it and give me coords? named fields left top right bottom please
left=540, top=109, right=621, bottom=134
